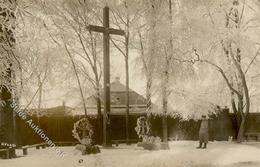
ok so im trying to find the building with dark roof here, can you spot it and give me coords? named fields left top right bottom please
left=27, top=77, right=148, bottom=117
left=28, top=102, right=73, bottom=117
left=84, top=77, right=147, bottom=115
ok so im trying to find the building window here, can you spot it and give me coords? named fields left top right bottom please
left=112, top=95, right=120, bottom=104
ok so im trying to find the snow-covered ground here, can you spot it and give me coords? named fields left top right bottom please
left=1, top=141, right=260, bottom=167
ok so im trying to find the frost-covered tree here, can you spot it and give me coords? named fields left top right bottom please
left=39, top=0, right=104, bottom=142
left=0, top=0, right=17, bottom=157
left=138, top=0, right=159, bottom=115
left=183, top=0, right=260, bottom=142
left=134, top=0, right=194, bottom=146
left=14, top=0, right=68, bottom=117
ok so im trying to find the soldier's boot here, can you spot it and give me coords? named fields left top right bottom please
left=202, top=143, right=207, bottom=149
left=196, top=142, right=202, bottom=149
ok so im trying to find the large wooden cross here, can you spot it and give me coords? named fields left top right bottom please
left=87, top=6, right=125, bottom=147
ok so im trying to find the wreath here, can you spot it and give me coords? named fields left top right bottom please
left=135, top=116, right=151, bottom=139
left=72, top=118, right=93, bottom=145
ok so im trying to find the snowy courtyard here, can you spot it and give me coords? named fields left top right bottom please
left=1, top=141, right=260, bottom=167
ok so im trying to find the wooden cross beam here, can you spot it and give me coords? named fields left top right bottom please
left=87, top=25, right=125, bottom=36
left=87, top=6, right=125, bottom=147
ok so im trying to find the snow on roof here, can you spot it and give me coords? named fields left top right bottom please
left=110, top=78, right=134, bottom=92
left=28, top=105, right=74, bottom=116
left=71, top=105, right=147, bottom=116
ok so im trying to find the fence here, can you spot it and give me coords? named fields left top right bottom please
left=15, top=112, right=260, bottom=146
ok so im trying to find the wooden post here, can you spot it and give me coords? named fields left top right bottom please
left=22, top=148, right=28, bottom=155
left=102, top=6, right=111, bottom=147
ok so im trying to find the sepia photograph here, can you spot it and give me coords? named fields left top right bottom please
left=0, top=0, right=260, bottom=166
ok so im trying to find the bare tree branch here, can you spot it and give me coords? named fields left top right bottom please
left=245, top=47, right=260, bottom=74
left=194, top=49, right=242, bottom=97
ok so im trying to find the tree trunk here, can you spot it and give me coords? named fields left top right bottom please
left=237, top=115, right=245, bottom=143
left=138, top=31, right=153, bottom=135
left=145, top=0, right=157, bottom=138
left=162, top=92, right=168, bottom=143
left=161, top=78, right=169, bottom=149
left=161, top=58, right=170, bottom=149
left=236, top=71, right=250, bottom=142
left=96, top=86, right=102, bottom=144
left=64, top=45, right=88, bottom=117
left=146, top=77, right=152, bottom=112
left=124, top=2, right=130, bottom=145
left=146, top=76, right=152, bottom=134
left=160, top=0, right=173, bottom=149
left=0, top=67, right=16, bottom=157
left=233, top=111, right=241, bottom=139
left=37, top=75, right=42, bottom=123
left=125, top=29, right=130, bottom=145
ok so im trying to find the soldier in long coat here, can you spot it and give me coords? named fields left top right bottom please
left=197, top=115, right=209, bottom=149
